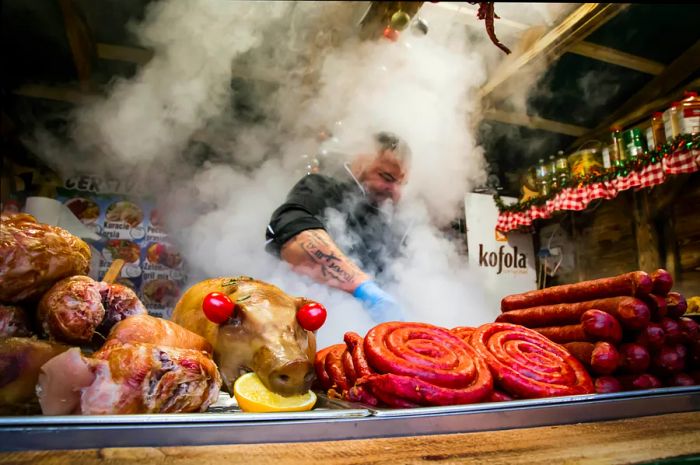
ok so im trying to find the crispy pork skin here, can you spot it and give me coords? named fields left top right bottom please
left=0, top=214, right=91, bottom=303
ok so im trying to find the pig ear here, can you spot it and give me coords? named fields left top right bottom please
left=295, top=297, right=312, bottom=310
left=306, top=332, right=317, bottom=359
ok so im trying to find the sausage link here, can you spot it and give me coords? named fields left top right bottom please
left=650, top=269, right=673, bottom=296
left=344, top=332, right=374, bottom=378
left=563, top=342, right=594, bottom=367
left=501, top=271, right=652, bottom=312
left=642, top=294, right=668, bottom=319
left=341, top=349, right=357, bottom=386
left=496, top=297, right=650, bottom=330
left=324, top=344, right=351, bottom=392
left=562, top=342, right=620, bottom=375
left=665, top=292, right=687, bottom=318
left=580, top=310, right=623, bottom=343
left=532, top=324, right=587, bottom=343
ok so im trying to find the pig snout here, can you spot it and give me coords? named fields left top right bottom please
left=268, top=360, right=315, bottom=396
left=252, top=345, right=315, bottom=396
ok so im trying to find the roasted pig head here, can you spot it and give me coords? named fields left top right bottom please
left=172, top=277, right=317, bottom=396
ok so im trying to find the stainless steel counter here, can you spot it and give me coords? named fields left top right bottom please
left=2, top=386, right=699, bottom=451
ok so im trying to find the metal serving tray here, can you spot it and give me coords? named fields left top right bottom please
left=1, top=386, right=698, bottom=451
left=0, top=392, right=370, bottom=426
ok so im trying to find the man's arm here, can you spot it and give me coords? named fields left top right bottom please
left=280, top=229, right=370, bottom=293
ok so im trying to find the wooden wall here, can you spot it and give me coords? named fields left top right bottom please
left=539, top=172, right=700, bottom=298
left=546, top=193, right=638, bottom=285
left=574, top=193, right=639, bottom=280
left=672, top=172, right=700, bottom=296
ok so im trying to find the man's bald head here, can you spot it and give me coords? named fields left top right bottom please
left=351, top=132, right=411, bottom=205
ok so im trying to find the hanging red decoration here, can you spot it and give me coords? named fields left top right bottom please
left=383, top=26, right=399, bottom=42
left=469, top=2, right=511, bottom=54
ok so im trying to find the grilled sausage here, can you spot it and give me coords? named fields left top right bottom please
left=496, top=297, right=650, bottom=330
left=501, top=271, right=652, bottom=312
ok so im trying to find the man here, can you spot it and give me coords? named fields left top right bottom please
left=265, top=131, right=410, bottom=322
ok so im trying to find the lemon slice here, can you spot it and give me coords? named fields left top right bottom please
left=233, top=372, right=317, bottom=413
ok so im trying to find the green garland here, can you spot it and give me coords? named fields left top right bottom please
left=494, top=133, right=700, bottom=214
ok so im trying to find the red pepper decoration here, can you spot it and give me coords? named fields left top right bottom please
left=469, top=2, right=511, bottom=54
left=202, top=292, right=236, bottom=324
left=297, top=302, right=327, bottom=332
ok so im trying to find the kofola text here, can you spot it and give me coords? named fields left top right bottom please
left=478, top=244, right=527, bottom=274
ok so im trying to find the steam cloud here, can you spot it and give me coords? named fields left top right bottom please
left=28, top=1, right=561, bottom=347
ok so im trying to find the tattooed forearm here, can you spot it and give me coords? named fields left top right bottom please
left=280, top=229, right=370, bottom=293
left=299, top=232, right=359, bottom=283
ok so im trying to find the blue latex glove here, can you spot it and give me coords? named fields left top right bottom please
left=353, top=281, right=406, bottom=323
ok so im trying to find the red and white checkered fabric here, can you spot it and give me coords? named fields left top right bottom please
left=495, top=148, right=700, bottom=233
left=636, top=161, right=666, bottom=189
left=586, top=181, right=616, bottom=203
left=612, top=169, right=641, bottom=191
left=559, top=187, right=585, bottom=211
left=664, top=149, right=700, bottom=175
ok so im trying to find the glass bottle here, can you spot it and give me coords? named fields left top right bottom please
left=555, top=150, right=569, bottom=186
left=547, top=155, right=558, bottom=190
left=601, top=145, right=612, bottom=169
left=623, top=128, right=646, bottom=160
left=535, top=158, right=550, bottom=196
left=611, top=127, right=626, bottom=165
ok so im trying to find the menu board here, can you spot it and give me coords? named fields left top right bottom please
left=55, top=175, right=186, bottom=319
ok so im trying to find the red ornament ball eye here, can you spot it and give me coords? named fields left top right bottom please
left=202, top=292, right=236, bottom=324
left=383, top=26, right=399, bottom=42
left=297, top=302, right=327, bottom=332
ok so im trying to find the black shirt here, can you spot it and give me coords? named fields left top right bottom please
left=265, top=170, right=405, bottom=277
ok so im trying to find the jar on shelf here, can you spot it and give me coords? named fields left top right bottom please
left=611, top=126, right=627, bottom=164
left=568, top=148, right=604, bottom=178
left=622, top=128, right=647, bottom=160
left=519, top=166, right=539, bottom=202
left=677, top=91, right=700, bottom=135
left=663, top=102, right=682, bottom=139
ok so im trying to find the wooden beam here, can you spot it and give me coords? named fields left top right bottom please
left=94, top=43, right=277, bottom=85
left=606, top=77, right=700, bottom=138
left=13, top=84, right=95, bottom=104
left=96, top=43, right=153, bottom=65
left=57, top=0, right=96, bottom=92
left=482, top=109, right=589, bottom=137
left=572, top=40, right=700, bottom=147
left=438, top=3, right=661, bottom=76
left=568, top=41, right=665, bottom=75
left=479, top=3, right=627, bottom=99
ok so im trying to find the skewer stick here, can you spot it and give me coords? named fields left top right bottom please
left=102, top=259, right=125, bottom=284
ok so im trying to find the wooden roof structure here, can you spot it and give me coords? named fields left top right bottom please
left=1, top=2, right=699, bottom=195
